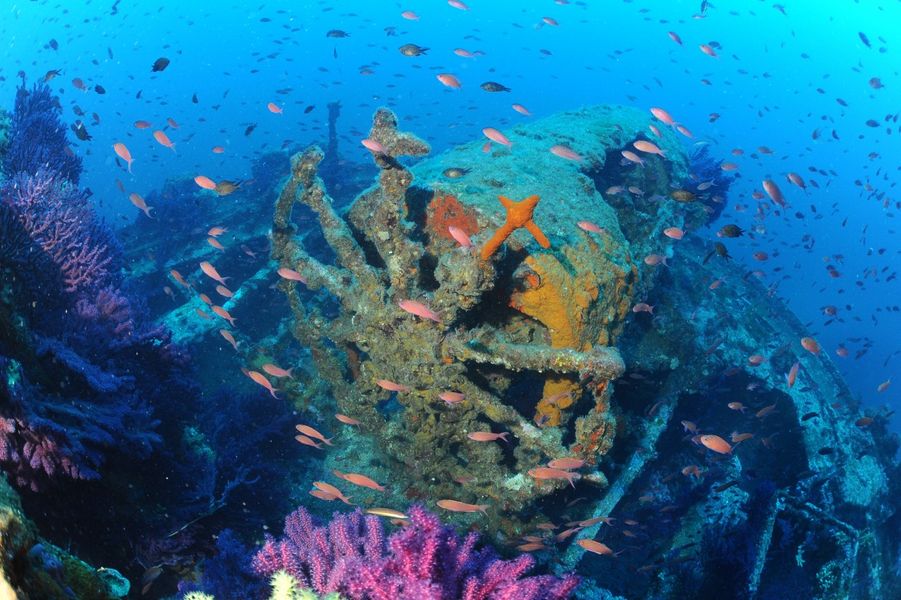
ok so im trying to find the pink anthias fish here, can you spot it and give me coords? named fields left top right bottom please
left=437, top=73, right=462, bottom=89
left=398, top=299, right=441, bottom=323
left=263, top=363, right=293, bottom=378
left=577, top=221, right=605, bottom=235
left=650, top=107, right=676, bottom=126
left=467, top=431, right=510, bottom=442
left=376, top=379, right=411, bottom=393
left=633, top=140, right=665, bottom=157
left=439, top=391, right=465, bottom=404
left=447, top=226, right=473, bottom=248
left=528, top=467, right=581, bottom=488
left=512, top=103, right=531, bottom=116
left=663, top=227, right=684, bottom=240
left=199, top=261, right=229, bottom=286
left=550, top=144, right=583, bottom=161
left=247, top=370, right=279, bottom=398
left=361, top=138, right=386, bottom=153
left=277, top=267, right=307, bottom=284
left=482, top=127, right=512, bottom=147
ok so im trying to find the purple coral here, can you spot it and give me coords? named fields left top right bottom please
left=253, top=505, right=579, bottom=600
left=2, top=81, right=82, bottom=182
left=0, top=168, right=114, bottom=294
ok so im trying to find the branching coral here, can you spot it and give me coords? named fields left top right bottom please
left=253, top=505, right=579, bottom=600
left=270, top=108, right=626, bottom=532
left=1, top=168, right=115, bottom=294
left=2, top=81, right=82, bottom=183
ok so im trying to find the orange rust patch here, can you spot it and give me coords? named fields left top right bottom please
left=426, top=191, right=479, bottom=242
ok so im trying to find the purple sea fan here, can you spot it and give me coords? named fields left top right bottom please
left=0, top=168, right=114, bottom=294
left=252, top=505, right=579, bottom=600
left=2, top=80, right=82, bottom=182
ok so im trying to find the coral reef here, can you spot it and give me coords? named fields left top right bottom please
left=2, top=81, right=82, bottom=183
left=253, top=505, right=579, bottom=599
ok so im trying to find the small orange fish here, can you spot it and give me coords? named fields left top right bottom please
left=663, top=227, right=684, bottom=240
left=207, top=237, right=225, bottom=251
left=756, top=403, right=778, bottom=419
left=277, top=268, right=307, bottom=284
left=517, top=542, right=547, bottom=552
left=401, top=10, right=419, bottom=20
left=195, top=175, right=217, bottom=190
left=699, top=44, right=718, bottom=57
left=547, top=458, right=585, bottom=470
left=335, top=413, right=361, bottom=426
left=467, top=431, right=509, bottom=443
left=650, top=107, right=675, bottom=126
left=296, top=424, right=333, bottom=446
left=436, top=499, right=487, bottom=514
left=195, top=308, right=212, bottom=320
left=198, top=293, right=213, bottom=306
left=153, top=130, right=176, bottom=151
left=215, top=285, right=233, bottom=298
left=578, top=539, right=618, bottom=556
left=267, top=102, right=283, bottom=114
left=309, top=489, right=337, bottom=501
left=877, top=379, right=891, bottom=393
left=577, top=516, right=615, bottom=527
left=528, top=467, right=580, bottom=487
left=447, top=226, right=473, bottom=248
left=334, top=470, right=385, bottom=492
left=219, top=329, right=238, bottom=351
left=129, top=193, right=153, bottom=218
left=113, top=142, right=134, bottom=172
left=377, top=379, right=411, bottom=393
left=731, top=432, right=754, bottom=444
left=512, top=103, right=531, bottom=116
left=248, top=370, right=279, bottom=398
left=313, top=481, right=352, bottom=504
left=482, top=127, right=512, bottom=147
left=621, top=150, right=643, bottom=165
left=167, top=117, right=179, bottom=129
left=748, top=354, right=765, bottom=366
left=800, top=337, right=821, bottom=355
left=577, top=221, right=605, bottom=234
left=398, top=299, right=441, bottom=323
left=786, top=361, right=800, bottom=388
left=170, top=269, right=190, bottom=289
left=134, top=120, right=152, bottom=129
left=727, top=402, right=746, bottom=413
left=263, top=363, right=293, bottom=378
left=699, top=434, right=732, bottom=454
left=439, top=391, right=465, bottom=404
left=295, top=434, right=322, bottom=449
left=199, top=261, right=229, bottom=286
left=436, top=73, right=461, bottom=89
left=212, top=146, right=225, bottom=154
left=208, top=226, right=228, bottom=237
left=633, top=140, right=665, bottom=157
left=763, top=179, right=786, bottom=207
left=550, top=144, right=583, bottom=161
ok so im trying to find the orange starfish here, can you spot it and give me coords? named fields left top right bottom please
left=480, top=195, right=550, bottom=260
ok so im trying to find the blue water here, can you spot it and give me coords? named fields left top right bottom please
left=1, top=1, right=899, bottom=596
left=3, top=0, right=895, bottom=422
